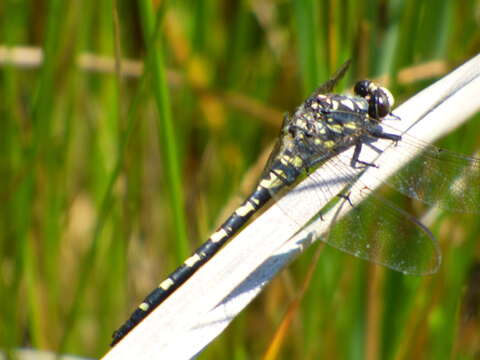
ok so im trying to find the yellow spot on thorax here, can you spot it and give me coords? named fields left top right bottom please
left=323, top=140, right=335, bottom=148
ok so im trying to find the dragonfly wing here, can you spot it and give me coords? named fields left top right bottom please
left=263, top=128, right=440, bottom=275
left=310, top=60, right=352, bottom=97
left=319, top=185, right=441, bottom=275
left=367, top=123, right=480, bottom=213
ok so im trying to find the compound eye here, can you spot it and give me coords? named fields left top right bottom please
left=354, top=80, right=371, bottom=97
left=368, top=90, right=391, bottom=119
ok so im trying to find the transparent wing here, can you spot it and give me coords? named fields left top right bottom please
left=275, top=146, right=441, bottom=275
left=261, top=84, right=478, bottom=275
left=308, top=152, right=441, bottom=275
left=310, top=60, right=351, bottom=97
left=300, top=107, right=480, bottom=213
left=293, top=107, right=480, bottom=213
left=266, top=125, right=440, bottom=275
left=371, top=125, right=480, bottom=213
left=321, top=186, right=441, bottom=275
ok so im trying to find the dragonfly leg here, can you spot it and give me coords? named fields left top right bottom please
left=351, top=143, right=379, bottom=168
left=338, top=192, right=354, bottom=207
left=369, top=127, right=402, bottom=143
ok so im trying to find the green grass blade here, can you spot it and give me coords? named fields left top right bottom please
left=138, top=0, right=189, bottom=261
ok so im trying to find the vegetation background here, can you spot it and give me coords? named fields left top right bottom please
left=0, top=0, right=479, bottom=358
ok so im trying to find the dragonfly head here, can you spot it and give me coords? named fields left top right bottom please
left=354, top=80, right=395, bottom=121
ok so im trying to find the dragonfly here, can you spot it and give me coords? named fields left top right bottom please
left=111, top=60, right=480, bottom=346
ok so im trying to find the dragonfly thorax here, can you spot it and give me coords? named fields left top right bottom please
left=288, top=93, right=373, bottom=149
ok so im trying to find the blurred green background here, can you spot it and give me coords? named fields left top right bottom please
left=0, top=0, right=479, bottom=358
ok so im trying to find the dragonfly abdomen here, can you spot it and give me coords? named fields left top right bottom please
left=110, top=157, right=302, bottom=346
